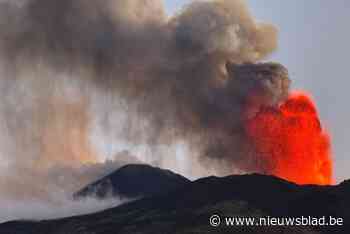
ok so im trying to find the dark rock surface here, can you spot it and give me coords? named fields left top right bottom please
left=1, top=172, right=349, bottom=234
left=74, top=164, right=191, bottom=199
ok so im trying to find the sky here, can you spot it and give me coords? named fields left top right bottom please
left=165, top=0, right=350, bottom=182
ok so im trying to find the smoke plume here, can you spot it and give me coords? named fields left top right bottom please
left=0, top=0, right=308, bottom=221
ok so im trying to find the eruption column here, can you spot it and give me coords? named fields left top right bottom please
left=244, top=92, right=333, bottom=185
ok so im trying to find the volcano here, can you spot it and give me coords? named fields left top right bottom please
left=74, top=164, right=191, bottom=200
left=1, top=167, right=348, bottom=234
left=0, top=1, right=341, bottom=233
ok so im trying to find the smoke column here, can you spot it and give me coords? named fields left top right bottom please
left=0, top=0, right=332, bottom=220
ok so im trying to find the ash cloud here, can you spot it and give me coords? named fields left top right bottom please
left=0, top=0, right=290, bottom=220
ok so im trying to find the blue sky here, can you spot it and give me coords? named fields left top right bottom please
left=165, top=0, right=350, bottom=182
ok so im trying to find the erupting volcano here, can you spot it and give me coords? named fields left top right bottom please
left=0, top=0, right=337, bottom=217
left=244, top=91, right=333, bottom=185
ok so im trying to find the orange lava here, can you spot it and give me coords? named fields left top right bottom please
left=244, top=91, right=333, bottom=185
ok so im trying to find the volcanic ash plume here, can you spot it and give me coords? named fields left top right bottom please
left=0, top=0, right=332, bottom=220
left=245, top=92, right=332, bottom=185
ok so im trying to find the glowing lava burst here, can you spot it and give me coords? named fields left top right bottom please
left=244, top=91, right=333, bottom=185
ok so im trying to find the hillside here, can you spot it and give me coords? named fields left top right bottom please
left=1, top=172, right=349, bottom=234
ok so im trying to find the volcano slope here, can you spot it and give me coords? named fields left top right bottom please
left=74, top=164, right=191, bottom=200
left=1, top=172, right=349, bottom=234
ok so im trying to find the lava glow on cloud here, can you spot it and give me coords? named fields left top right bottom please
left=244, top=91, right=333, bottom=185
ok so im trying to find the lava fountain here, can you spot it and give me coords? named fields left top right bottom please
left=244, top=91, right=333, bottom=185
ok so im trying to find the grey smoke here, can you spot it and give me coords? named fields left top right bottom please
left=0, top=0, right=289, bottom=221
left=0, top=196, right=124, bottom=222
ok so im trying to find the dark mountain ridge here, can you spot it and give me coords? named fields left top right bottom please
left=1, top=171, right=349, bottom=234
left=74, top=164, right=191, bottom=199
